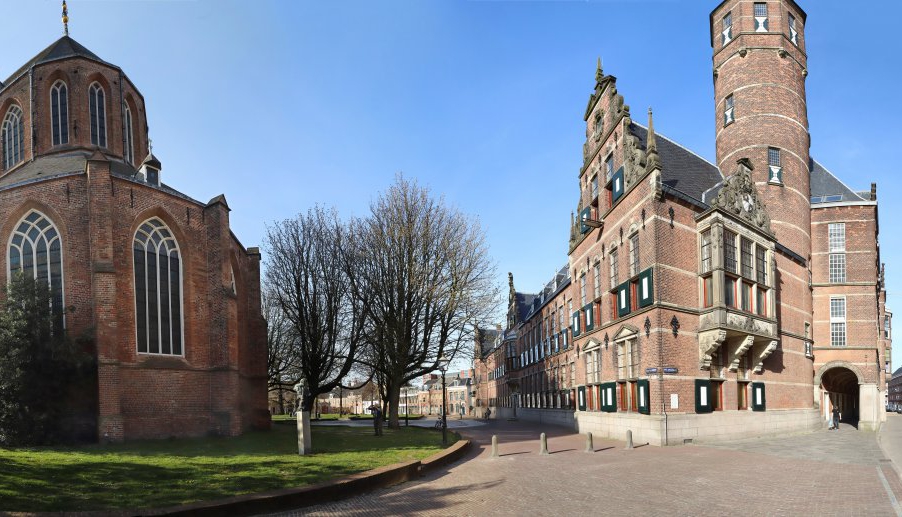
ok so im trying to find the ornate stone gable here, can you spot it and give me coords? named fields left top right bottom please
left=711, top=158, right=773, bottom=234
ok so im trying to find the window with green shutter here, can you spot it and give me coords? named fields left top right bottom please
left=610, top=167, right=625, bottom=203
left=578, top=386, right=587, bottom=411
left=637, top=379, right=650, bottom=415
left=617, top=281, right=631, bottom=317
left=584, top=303, right=594, bottom=331
left=572, top=310, right=581, bottom=337
left=637, top=267, right=654, bottom=307
left=695, top=379, right=713, bottom=413
left=751, top=382, right=766, bottom=411
left=601, top=382, right=617, bottom=412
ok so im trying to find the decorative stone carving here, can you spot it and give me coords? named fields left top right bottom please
left=699, top=329, right=727, bottom=370
left=729, top=335, right=754, bottom=371
left=711, top=158, right=773, bottom=234
left=753, top=340, right=778, bottom=373
left=622, top=127, right=647, bottom=188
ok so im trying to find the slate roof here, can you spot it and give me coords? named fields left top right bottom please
left=631, top=123, right=723, bottom=205
left=893, top=366, right=902, bottom=380
left=515, top=292, right=538, bottom=322
left=4, top=36, right=111, bottom=86
left=810, top=159, right=868, bottom=203
left=0, top=151, right=203, bottom=206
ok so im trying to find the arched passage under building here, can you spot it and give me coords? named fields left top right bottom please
left=820, top=366, right=860, bottom=428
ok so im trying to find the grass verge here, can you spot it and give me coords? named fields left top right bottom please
left=0, top=424, right=455, bottom=512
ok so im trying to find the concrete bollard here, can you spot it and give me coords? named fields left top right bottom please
left=585, top=432, right=594, bottom=453
left=491, top=434, right=499, bottom=458
left=540, top=432, right=550, bottom=455
left=625, top=429, right=634, bottom=450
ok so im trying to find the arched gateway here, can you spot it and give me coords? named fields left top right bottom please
left=815, top=362, right=879, bottom=431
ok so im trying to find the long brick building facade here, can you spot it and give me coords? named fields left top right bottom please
left=474, top=0, right=892, bottom=444
left=0, top=34, right=269, bottom=442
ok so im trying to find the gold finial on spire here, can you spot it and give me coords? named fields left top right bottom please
left=62, top=1, right=69, bottom=36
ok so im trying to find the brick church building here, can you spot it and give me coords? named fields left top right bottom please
left=0, top=30, right=269, bottom=441
left=474, top=0, right=892, bottom=444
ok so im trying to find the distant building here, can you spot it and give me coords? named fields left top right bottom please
left=475, top=0, right=892, bottom=444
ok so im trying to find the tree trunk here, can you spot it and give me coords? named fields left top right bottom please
left=387, top=387, right=402, bottom=428
left=278, top=388, right=285, bottom=414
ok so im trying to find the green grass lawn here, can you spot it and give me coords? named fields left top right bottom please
left=0, top=424, right=455, bottom=512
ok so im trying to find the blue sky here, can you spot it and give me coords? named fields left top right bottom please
left=0, top=1, right=899, bottom=369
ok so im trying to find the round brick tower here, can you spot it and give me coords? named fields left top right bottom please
left=711, top=0, right=810, bottom=254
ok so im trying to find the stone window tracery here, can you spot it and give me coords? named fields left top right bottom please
left=134, top=218, right=183, bottom=355
left=8, top=210, right=64, bottom=320
left=50, top=81, right=69, bottom=146
left=89, top=83, right=107, bottom=148
left=3, top=105, right=24, bottom=169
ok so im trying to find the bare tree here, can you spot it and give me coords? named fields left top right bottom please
left=354, top=175, right=498, bottom=428
left=264, top=206, right=367, bottom=413
left=264, top=288, right=297, bottom=414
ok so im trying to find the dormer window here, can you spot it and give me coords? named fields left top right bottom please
left=754, top=3, right=769, bottom=32
left=2, top=105, right=24, bottom=170
left=89, top=83, right=107, bottom=148
left=724, top=94, right=735, bottom=126
left=721, top=12, right=733, bottom=46
left=50, top=81, right=69, bottom=146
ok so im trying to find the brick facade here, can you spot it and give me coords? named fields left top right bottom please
left=0, top=36, right=268, bottom=442
left=474, top=0, right=891, bottom=443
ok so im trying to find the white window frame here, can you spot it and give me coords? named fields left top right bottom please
left=830, top=296, right=846, bottom=347
left=7, top=210, right=65, bottom=324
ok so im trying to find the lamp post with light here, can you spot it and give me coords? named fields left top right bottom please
left=438, top=354, right=450, bottom=447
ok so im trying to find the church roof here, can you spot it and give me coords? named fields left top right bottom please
left=630, top=123, right=723, bottom=205
left=4, top=35, right=111, bottom=86
left=809, top=159, right=869, bottom=204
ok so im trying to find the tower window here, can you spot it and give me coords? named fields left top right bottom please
left=50, top=81, right=69, bottom=146
left=789, top=14, right=799, bottom=45
left=2, top=105, right=24, bottom=170
left=722, top=12, right=733, bottom=46
left=124, top=105, right=135, bottom=165
left=89, top=83, right=107, bottom=148
left=754, top=3, right=769, bottom=32
left=724, top=94, right=735, bottom=126
left=767, top=147, right=783, bottom=184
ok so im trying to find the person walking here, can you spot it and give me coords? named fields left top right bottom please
left=831, top=406, right=841, bottom=430
left=369, top=405, right=384, bottom=436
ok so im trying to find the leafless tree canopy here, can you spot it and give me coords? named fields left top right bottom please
left=355, top=176, right=498, bottom=427
left=263, top=289, right=297, bottom=414
left=264, top=207, right=367, bottom=412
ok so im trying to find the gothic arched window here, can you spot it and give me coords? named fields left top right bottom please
left=50, top=81, right=69, bottom=146
left=8, top=210, right=64, bottom=316
left=2, top=105, right=24, bottom=169
left=134, top=218, right=183, bottom=355
left=124, top=105, right=134, bottom=164
left=88, top=83, right=106, bottom=148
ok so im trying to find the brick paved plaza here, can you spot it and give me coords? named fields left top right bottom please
left=269, top=415, right=902, bottom=516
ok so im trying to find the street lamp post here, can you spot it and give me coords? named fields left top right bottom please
left=438, top=354, right=450, bottom=447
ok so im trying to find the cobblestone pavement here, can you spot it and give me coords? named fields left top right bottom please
left=266, top=417, right=902, bottom=517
